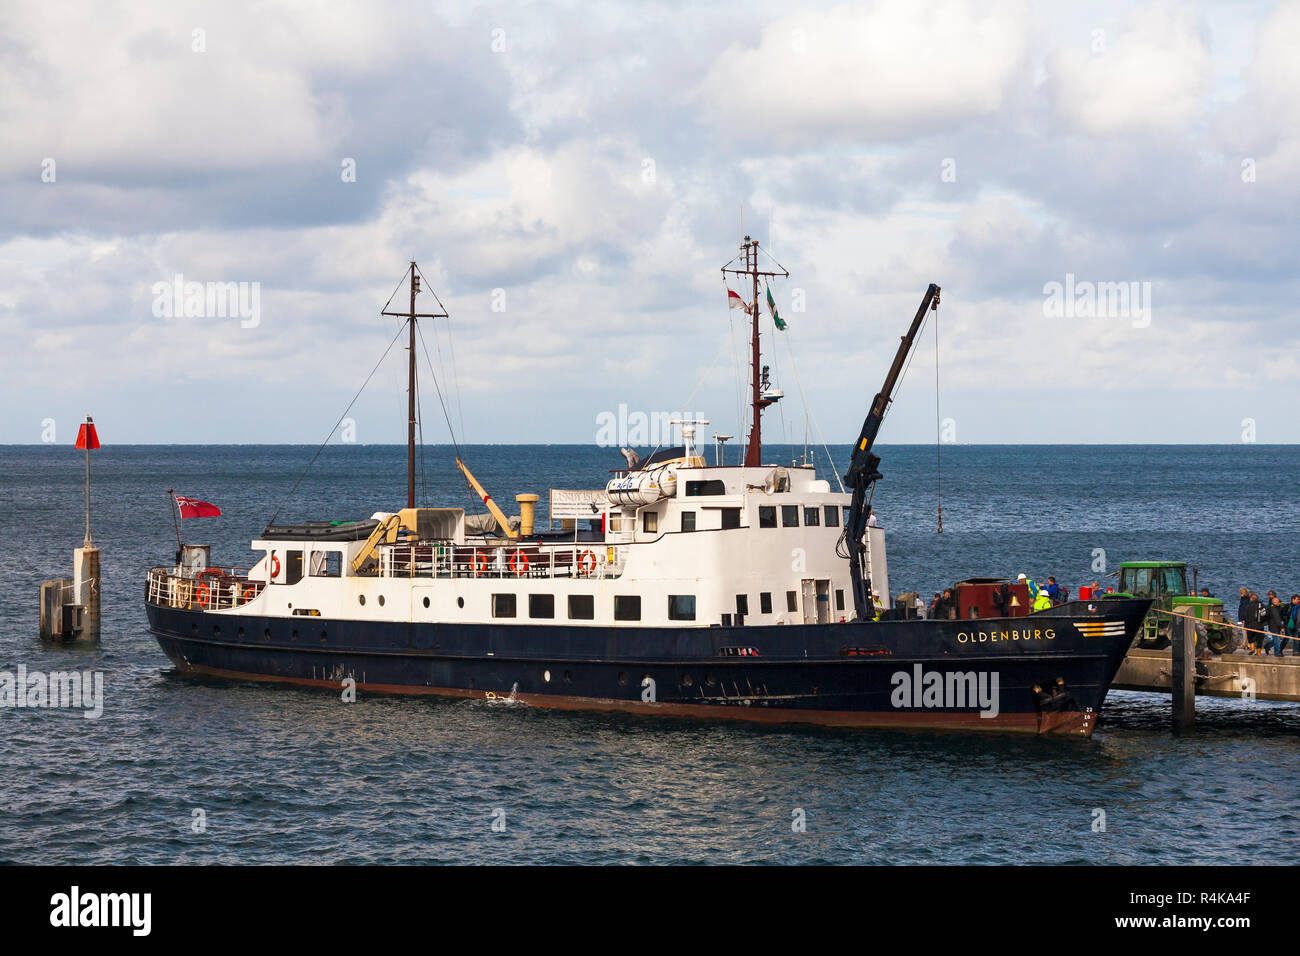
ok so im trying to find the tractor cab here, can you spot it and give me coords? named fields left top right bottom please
left=1118, top=563, right=1187, bottom=599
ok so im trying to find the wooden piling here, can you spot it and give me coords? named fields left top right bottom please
left=1171, top=613, right=1195, bottom=732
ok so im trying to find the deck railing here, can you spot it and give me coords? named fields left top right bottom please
left=146, top=567, right=266, bottom=611
left=378, top=543, right=626, bottom=580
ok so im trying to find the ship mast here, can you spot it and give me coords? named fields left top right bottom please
left=382, top=261, right=447, bottom=508
left=722, top=237, right=788, bottom=467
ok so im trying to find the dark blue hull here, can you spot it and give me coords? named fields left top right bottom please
left=145, top=599, right=1151, bottom=735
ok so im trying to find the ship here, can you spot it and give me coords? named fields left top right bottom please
left=145, top=239, right=1150, bottom=735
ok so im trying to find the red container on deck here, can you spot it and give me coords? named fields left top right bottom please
left=1078, top=585, right=1091, bottom=600
left=953, top=578, right=1032, bottom=619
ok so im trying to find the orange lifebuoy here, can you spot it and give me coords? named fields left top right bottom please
left=270, top=554, right=281, bottom=578
left=508, top=549, right=529, bottom=576
left=195, top=582, right=211, bottom=608
left=473, top=551, right=488, bottom=576
left=243, top=585, right=257, bottom=602
left=577, top=550, right=597, bottom=576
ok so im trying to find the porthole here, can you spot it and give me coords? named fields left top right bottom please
left=423, top=596, right=431, bottom=608
left=457, top=597, right=465, bottom=608
left=543, top=670, right=552, bottom=683
left=378, top=595, right=386, bottom=607
left=468, top=677, right=475, bottom=690
left=191, top=622, right=198, bottom=633
left=359, top=595, right=366, bottom=606
left=263, top=628, right=272, bottom=640
left=291, top=629, right=300, bottom=642
left=212, top=626, right=221, bottom=637
left=617, top=671, right=628, bottom=685
left=237, top=627, right=245, bottom=638
left=320, top=631, right=328, bottom=644
left=563, top=670, right=573, bottom=683
left=705, top=673, right=716, bottom=687
left=682, top=673, right=693, bottom=687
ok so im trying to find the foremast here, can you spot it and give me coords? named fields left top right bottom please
left=722, top=237, right=788, bottom=467
left=382, top=262, right=447, bottom=508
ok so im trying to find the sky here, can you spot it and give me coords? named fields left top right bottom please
left=2, top=0, right=1298, bottom=446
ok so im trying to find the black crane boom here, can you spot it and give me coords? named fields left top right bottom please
left=843, top=283, right=941, bottom=620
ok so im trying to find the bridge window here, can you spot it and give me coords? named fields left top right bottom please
left=310, top=551, right=342, bottom=577
left=681, top=510, right=696, bottom=532
left=568, top=594, right=594, bottom=620
left=759, top=506, right=777, bottom=528
left=803, top=507, right=820, bottom=527
left=685, top=480, right=726, bottom=496
left=760, top=592, right=773, bottom=614
left=614, top=595, right=641, bottom=621
left=529, top=594, right=555, bottom=619
left=668, top=595, right=696, bottom=621
left=721, top=508, right=741, bottom=530
left=824, top=505, right=840, bottom=527
left=492, top=594, right=517, bottom=618
left=781, top=505, right=799, bottom=527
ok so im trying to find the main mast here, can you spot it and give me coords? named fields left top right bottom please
left=722, top=237, right=788, bottom=467
left=382, top=261, right=447, bottom=508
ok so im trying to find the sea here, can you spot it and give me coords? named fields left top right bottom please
left=1, top=443, right=1297, bottom=865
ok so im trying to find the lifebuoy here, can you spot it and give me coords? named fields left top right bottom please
left=243, top=585, right=257, bottom=602
left=473, top=551, right=488, bottom=576
left=195, top=582, right=211, bottom=608
left=270, top=554, right=281, bottom=578
left=509, top=549, right=529, bottom=576
left=577, top=550, right=597, bottom=576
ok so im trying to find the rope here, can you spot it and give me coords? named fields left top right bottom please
left=934, top=302, right=943, bottom=533
left=267, top=319, right=409, bottom=526
left=1164, top=607, right=1300, bottom=647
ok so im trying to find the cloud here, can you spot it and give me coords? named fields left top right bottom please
left=697, top=1, right=1030, bottom=146
left=1050, top=3, right=1214, bottom=136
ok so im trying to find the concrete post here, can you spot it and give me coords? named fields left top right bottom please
left=1171, top=614, right=1195, bottom=732
left=73, top=545, right=101, bottom=640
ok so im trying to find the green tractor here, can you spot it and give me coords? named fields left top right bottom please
left=1101, top=561, right=1235, bottom=654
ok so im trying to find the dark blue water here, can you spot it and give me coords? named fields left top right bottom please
left=1, top=444, right=1297, bottom=864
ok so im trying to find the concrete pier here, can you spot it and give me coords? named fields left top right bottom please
left=1114, top=647, right=1300, bottom=703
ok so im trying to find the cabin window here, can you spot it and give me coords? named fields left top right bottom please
left=758, top=506, right=777, bottom=528
left=285, top=550, right=304, bottom=585
left=643, top=511, right=659, bottom=533
left=835, top=589, right=845, bottom=611
left=803, top=507, right=820, bottom=527
left=721, top=508, right=741, bottom=530
left=685, top=480, right=726, bottom=497
left=736, top=594, right=749, bottom=616
left=781, top=505, right=799, bottom=527
left=668, top=595, right=696, bottom=621
left=824, top=505, right=840, bottom=527
left=492, top=594, right=517, bottom=618
left=760, top=592, right=773, bottom=614
left=786, top=590, right=798, bottom=612
left=310, top=550, right=342, bottom=577
left=614, top=595, right=642, bottom=621
left=568, top=594, right=594, bottom=620
left=681, top=510, right=696, bottom=532
left=529, top=594, right=555, bottom=619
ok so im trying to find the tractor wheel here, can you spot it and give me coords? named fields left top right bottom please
left=1206, top=625, right=1235, bottom=655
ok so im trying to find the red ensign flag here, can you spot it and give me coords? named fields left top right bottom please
left=74, top=417, right=100, bottom=450
left=175, top=496, right=222, bottom=518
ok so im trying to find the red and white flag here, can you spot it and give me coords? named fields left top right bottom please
left=74, top=416, right=100, bottom=450
left=726, top=288, right=751, bottom=314
left=175, top=496, right=222, bottom=518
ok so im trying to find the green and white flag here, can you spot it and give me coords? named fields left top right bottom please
left=766, top=284, right=786, bottom=330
